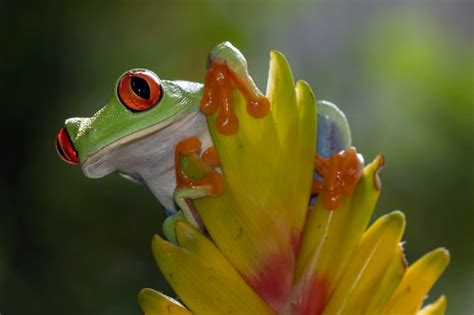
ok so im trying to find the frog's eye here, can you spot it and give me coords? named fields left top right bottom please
left=117, top=69, right=162, bottom=111
left=56, top=128, right=79, bottom=165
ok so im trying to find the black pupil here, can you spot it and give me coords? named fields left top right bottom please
left=130, top=76, right=150, bottom=100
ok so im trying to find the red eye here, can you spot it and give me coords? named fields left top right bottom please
left=117, top=69, right=162, bottom=111
left=56, top=128, right=79, bottom=165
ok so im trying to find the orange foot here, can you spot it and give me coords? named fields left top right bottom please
left=200, top=62, right=270, bottom=135
left=201, top=146, right=220, bottom=168
left=312, top=147, right=363, bottom=210
left=175, top=137, right=224, bottom=196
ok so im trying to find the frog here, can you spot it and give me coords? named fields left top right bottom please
left=56, top=41, right=351, bottom=239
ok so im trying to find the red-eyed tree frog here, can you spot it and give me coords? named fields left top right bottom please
left=56, top=42, right=351, bottom=239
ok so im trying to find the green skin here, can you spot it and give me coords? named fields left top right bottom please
left=60, top=42, right=351, bottom=241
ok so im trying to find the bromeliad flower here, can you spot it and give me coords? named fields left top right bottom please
left=139, top=43, right=449, bottom=315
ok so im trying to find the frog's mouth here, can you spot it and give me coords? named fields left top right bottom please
left=80, top=117, right=178, bottom=179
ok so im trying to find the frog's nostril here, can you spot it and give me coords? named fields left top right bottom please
left=56, top=128, right=79, bottom=165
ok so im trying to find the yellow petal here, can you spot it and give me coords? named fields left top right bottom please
left=151, top=222, right=275, bottom=315
left=364, top=244, right=406, bottom=314
left=382, top=248, right=450, bottom=315
left=266, top=50, right=298, bottom=141
left=138, top=288, right=192, bottom=315
left=323, top=211, right=406, bottom=315
left=288, top=79, right=317, bottom=236
left=287, top=155, right=383, bottom=314
left=193, top=50, right=316, bottom=308
left=417, top=295, right=447, bottom=315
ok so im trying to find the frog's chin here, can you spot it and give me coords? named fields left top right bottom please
left=81, top=156, right=116, bottom=179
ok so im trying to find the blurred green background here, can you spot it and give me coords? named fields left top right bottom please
left=1, top=1, right=473, bottom=314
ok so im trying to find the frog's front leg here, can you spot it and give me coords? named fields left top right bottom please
left=200, top=41, right=270, bottom=135
left=163, top=137, right=224, bottom=243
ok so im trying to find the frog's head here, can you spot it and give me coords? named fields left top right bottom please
left=56, top=69, right=203, bottom=179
